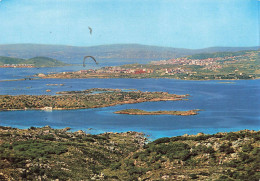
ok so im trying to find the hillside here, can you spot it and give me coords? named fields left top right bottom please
left=0, top=126, right=259, bottom=180
left=0, top=56, right=68, bottom=67
left=0, top=44, right=258, bottom=65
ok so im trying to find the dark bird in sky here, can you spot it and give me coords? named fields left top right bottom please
left=88, top=26, right=92, bottom=35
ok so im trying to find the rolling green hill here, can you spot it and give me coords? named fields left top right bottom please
left=0, top=56, right=24, bottom=64
left=0, top=56, right=68, bottom=67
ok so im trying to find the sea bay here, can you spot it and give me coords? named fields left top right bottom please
left=0, top=78, right=259, bottom=139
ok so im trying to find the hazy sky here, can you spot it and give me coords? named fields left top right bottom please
left=0, top=0, right=258, bottom=48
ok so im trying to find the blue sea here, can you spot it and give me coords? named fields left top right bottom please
left=0, top=68, right=259, bottom=140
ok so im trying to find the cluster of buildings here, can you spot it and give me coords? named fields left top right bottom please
left=163, top=68, right=190, bottom=75
left=151, top=57, right=223, bottom=70
left=151, top=54, right=248, bottom=70
left=74, top=66, right=193, bottom=77
left=0, top=64, right=35, bottom=68
left=77, top=66, right=154, bottom=75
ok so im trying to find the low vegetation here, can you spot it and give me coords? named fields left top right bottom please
left=0, top=126, right=259, bottom=180
left=0, top=126, right=146, bottom=180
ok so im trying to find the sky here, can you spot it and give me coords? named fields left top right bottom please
left=0, top=0, right=259, bottom=49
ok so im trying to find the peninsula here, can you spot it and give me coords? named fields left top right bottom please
left=0, top=89, right=188, bottom=111
left=114, top=109, right=200, bottom=116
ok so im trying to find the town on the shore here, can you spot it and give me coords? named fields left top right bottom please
left=37, top=50, right=258, bottom=80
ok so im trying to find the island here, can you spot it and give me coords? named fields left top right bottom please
left=0, top=56, right=69, bottom=68
left=0, top=126, right=258, bottom=180
left=114, top=109, right=200, bottom=116
left=0, top=89, right=189, bottom=111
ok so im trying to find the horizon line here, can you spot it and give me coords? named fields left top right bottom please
left=0, top=43, right=259, bottom=50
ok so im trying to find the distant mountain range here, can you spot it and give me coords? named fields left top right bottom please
left=0, top=44, right=258, bottom=65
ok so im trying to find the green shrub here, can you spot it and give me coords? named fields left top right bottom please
left=189, top=174, right=199, bottom=179
left=38, top=134, right=55, bottom=141
left=82, top=137, right=95, bottom=142
left=242, top=143, right=253, bottom=152
left=251, top=147, right=260, bottom=155
left=153, top=163, right=161, bottom=169
left=217, top=175, right=233, bottom=181
left=150, top=142, right=191, bottom=161
left=132, top=152, right=140, bottom=159
left=58, top=133, right=70, bottom=139
left=110, top=162, right=121, bottom=170
left=167, top=150, right=191, bottom=161
left=153, top=137, right=170, bottom=144
left=124, top=159, right=135, bottom=167
left=193, top=145, right=215, bottom=154
left=219, top=143, right=234, bottom=154
left=138, top=152, right=150, bottom=162
left=0, top=140, right=68, bottom=166
left=224, top=132, right=240, bottom=141
left=128, top=167, right=147, bottom=175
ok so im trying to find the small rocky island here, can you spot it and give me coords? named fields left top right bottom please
left=114, top=109, right=200, bottom=116
left=0, top=89, right=189, bottom=111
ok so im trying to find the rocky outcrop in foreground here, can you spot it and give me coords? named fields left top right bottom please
left=0, top=126, right=259, bottom=180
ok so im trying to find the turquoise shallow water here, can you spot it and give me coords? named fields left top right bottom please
left=0, top=78, right=259, bottom=140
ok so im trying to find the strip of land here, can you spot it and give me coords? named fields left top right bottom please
left=114, top=109, right=200, bottom=116
left=0, top=89, right=188, bottom=111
